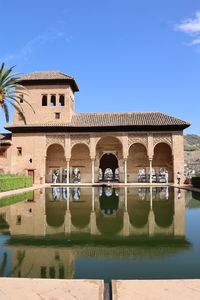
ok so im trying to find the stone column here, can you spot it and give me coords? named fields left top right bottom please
left=148, top=187, right=155, bottom=236
left=149, top=158, right=153, bottom=184
left=67, top=160, right=70, bottom=184
left=92, top=187, right=95, bottom=211
left=92, top=159, right=95, bottom=184
left=124, top=158, right=127, bottom=184
left=124, top=187, right=128, bottom=211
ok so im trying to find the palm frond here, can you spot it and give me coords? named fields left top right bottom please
left=7, top=100, right=26, bottom=124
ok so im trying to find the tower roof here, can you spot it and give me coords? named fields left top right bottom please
left=18, top=71, right=79, bottom=92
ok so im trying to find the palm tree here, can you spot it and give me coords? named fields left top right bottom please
left=0, top=62, right=34, bottom=124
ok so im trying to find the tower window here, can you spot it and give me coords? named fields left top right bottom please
left=59, top=95, right=65, bottom=106
left=42, top=95, right=47, bottom=106
left=19, top=94, right=23, bottom=103
left=55, top=113, right=60, bottom=119
left=17, top=147, right=22, bottom=156
left=50, top=95, right=56, bottom=106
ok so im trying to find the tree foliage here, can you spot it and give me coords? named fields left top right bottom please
left=0, top=62, right=34, bottom=123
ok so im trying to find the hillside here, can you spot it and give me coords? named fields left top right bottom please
left=184, top=134, right=200, bottom=151
left=184, top=134, right=200, bottom=174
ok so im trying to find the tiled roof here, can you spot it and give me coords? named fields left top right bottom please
left=18, top=71, right=79, bottom=92
left=5, top=112, right=190, bottom=129
left=70, top=112, right=190, bottom=127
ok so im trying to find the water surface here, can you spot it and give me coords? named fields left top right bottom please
left=0, top=186, right=199, bottom=282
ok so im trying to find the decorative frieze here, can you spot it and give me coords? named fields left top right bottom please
left=128, top=134, right=148, bottom=148
left=71, top=135, right=90, bottom=147
left=153, top=133, right=172, bottom=147
left=46, top=135, right=65, bottom=148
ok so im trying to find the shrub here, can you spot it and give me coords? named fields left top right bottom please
left=0, top=191, right=34, bottom=208
left=192, top=192, right=200, bottom=201
left=191, top=176, right=200, bottom=188
left=0, top=176, right=33, bottom=192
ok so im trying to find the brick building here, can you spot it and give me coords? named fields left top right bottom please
left=0, top=71, right=190, bottom=184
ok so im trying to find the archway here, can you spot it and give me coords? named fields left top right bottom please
left=46, top=144, right=66, bottom=183
left=100, top=153, right=118, bottom=181
left=96, top=136, right=123, bottom=182
left=127, top=143, right=149, bottom=183
left=70, top=143, right=91, bottom=183
left=153, top=143, right=173, bottom=182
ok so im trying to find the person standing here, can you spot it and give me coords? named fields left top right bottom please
left=176, top=172, right=181, bottom=185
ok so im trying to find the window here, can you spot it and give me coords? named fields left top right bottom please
left=50, top=95, right=56, bottom=106
left=0, top=147, right=7, bottom=158
left=55, top=112, right=60, bottom=119
left=59, top=95, right=65, bottom=106
left=42, top=95, right=47, bottom=106
left=16, top=215, right=21, bottom=225
left=19, top=94, right=23, bottom=103
left=18, top=112, right=24, bottom=121
left=17, top=147, right=22, bottom=156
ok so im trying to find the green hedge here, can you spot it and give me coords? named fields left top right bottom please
left=192, top=192, right=200, bottom=201
left=191, top=176, right=200, bottom=188
left=0, top=191, right=34, bottom=208
left=0, top=176, right=33, bottom=192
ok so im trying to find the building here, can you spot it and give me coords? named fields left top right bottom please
left=0, top=71, right=190, bottom=184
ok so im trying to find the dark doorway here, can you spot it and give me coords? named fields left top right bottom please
left=99, top=153, right=119, bottom=181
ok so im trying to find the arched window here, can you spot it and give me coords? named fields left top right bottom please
left=42, top=95, right=47, bottom=106
left=59, top=95, right=65, bottom=106
left=50, top=95, right=56, bottom=106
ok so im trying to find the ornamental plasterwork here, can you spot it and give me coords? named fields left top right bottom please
left=128, top=134, right=148, bottom=148
left=153, top=133, right=172, bottom=147
left=46, top=135, right=65, bottom=148
left=71, top=135, right=90, bottom=147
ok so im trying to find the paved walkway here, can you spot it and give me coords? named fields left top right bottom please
left=0, top=278, right=200, bottom=299
left=0, top=278, right=104, bottom=300
left=112, top=279, right=200, bottom=300
left=0, top=184, right=50, bottom=199
left=173, top=184, right=200, bottom=193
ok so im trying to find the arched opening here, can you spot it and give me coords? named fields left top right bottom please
left=70, top=189, right=91, bottom=229
left=96, top=136, right=122, bottom=182
left=46, top=144, right=66, bottom=183
left=42, top=95, right=47, bottom=106
left=50, top=95, right=56, bottom=106
left=127, top=143, right=149, bottom=183
left=128, top=189, right=150, bottom=228
left=70, top=143, right=91, bottom=183
left=59, top=95, right=65, bottom=106
left=100, top=154, right=118, bottom=181
left=45, top=189, right=67, bottom=227
left=153, top=143, right=173, bottom=182
left=153, top=198, right=174, bottom=228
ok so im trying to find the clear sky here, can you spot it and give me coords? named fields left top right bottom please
left=1, top=0, right=200, bottom=134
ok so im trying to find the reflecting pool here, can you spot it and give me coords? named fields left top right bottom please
left=0, top=187, right=199, bottom=282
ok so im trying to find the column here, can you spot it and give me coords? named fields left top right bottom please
left=123, top=187, right=129, bottom=236
left=67, top=160, right=70, bottom=184
left=149, top=158, right=153, bottom=184
left=124, top=158, right=127, bottom=184
left=92, top=187, right=95, bottom=211
left=91, top=159, right=95, bottom=184
left=124, top=187, right=128, bottom=211
left=148, top=187, right=155, bottom=236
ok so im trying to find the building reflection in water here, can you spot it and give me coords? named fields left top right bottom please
left=0, top=186, right=188, bottom=279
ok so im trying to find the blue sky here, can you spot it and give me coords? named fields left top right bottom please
left=1, top=0, right=200, bottom=134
